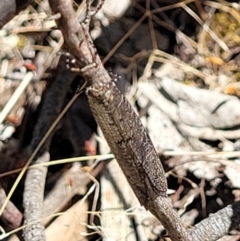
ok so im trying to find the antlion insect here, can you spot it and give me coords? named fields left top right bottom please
left=48, top=0, right=193, bottom=240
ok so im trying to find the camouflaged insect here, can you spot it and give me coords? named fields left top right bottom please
left=86, top=79, right=167, bottom=207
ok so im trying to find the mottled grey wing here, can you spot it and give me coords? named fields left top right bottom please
left=107, top=83, right=167, bottom=197
left=87, top=81, right=167, bottom=206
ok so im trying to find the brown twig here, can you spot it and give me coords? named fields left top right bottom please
left=47, top=0, right=192, bottom=240
left=23, top=152, right=49, bottom=241
left=189, top=201, right=240, bottom=240
left=0, top=0, right=33, bottom=29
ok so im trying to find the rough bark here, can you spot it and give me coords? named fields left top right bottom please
left=23, top=152, right=49, bottom=241
left=48, top=0, right=192, bottom=240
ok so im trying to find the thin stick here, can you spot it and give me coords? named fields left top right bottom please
left=0, top=72, right=33, bottom=124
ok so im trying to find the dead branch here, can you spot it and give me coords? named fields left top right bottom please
left=0, top=183, right=23, bottom=239
left=29, top=58, right=77, bottom=154
left=23, top=152, right=49, bottom=241
left=22, top=58, right=78, bottom=240
left=189, top=201, right=240, bottom=241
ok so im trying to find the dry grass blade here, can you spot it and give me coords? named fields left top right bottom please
left=0, top=72, right=33, bottom=124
